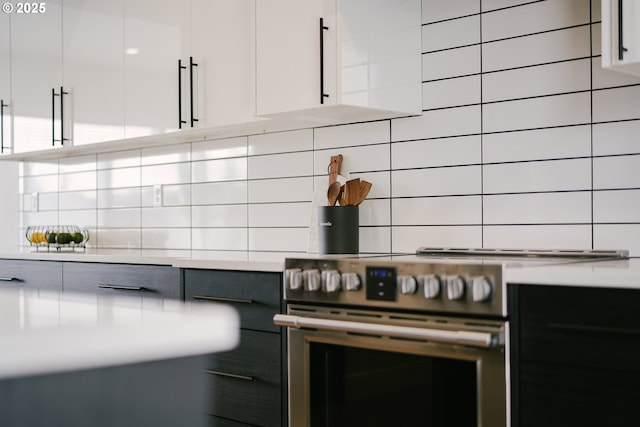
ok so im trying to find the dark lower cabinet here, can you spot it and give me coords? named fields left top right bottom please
left=509, top=284, right=640, bottom=427
left=184, top=269, right=285, bottom=427
left=0, top=259, right=62, bottom=290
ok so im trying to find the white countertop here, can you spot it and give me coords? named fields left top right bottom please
left=0, top=288, right=239, bottom=380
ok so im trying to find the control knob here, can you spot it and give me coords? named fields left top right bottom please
left=303, top=269, right=321, bottom=292
left=342, top=272, right=361, bottom=291
left=445, top=275, right=466, bottom=300
left=323, top=270, right=342, bottom=293
left=418, top=274, right=441, bottom=299
left=398, top=275, right=417, bottom=295
left=471, top=276, right=492, bottom=302
left=285, top=268, right=303, bottom=290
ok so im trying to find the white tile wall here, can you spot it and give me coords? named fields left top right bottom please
left=17, top=0, right=640, bottom=256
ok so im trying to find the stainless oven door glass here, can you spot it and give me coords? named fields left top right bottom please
left=279, top=305, right=507, bottom=427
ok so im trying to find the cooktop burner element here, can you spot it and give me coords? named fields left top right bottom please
left=415, top=248, right=629, bottom=259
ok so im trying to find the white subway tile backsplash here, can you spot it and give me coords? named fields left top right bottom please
left=192, top=228, right=248, bottom=251
left=593, top=121, right=640, bottom=156
left=393, top=196, right=481, bottom=225
left=58, top=191, right=96, bottom=211
left=423, top=45, right=481, bottom=81
left=98, top=208, right=141, bottom=228
left=422, top=15, right=480, bottom=52
left=422, top=75, right=481, bottom=110
left=192, top=137, right=248, bottom=161
left=248, top=228, right=308, bottom=252
left=422, top=0, right=479, bottom=24
left=248, top=152, right=312, bottom=180
left=483, top=225, right=592, bottom=249
left=192, top=181, right=247, bottom=205
left=193, top=205, right=247, bottom=228
left=97, top=167, right=141, bottom=189
left=594, top=190, right=640, bottom=222
left=249, top=203, right=311, bottom=227
left=593, top=155, right=640, bottom=189
left=392, top=225, right=483, bottom=252
left=392, top=166, right=481, bottom=197
left=483, top=93, right=591, bottom=133
left=484, top=192, right=592, bottom=224
left=483, top=125, right=592, bottom=163
left=248, top=129, right=312, bottom=155
left=483, top=59, right=590, bottom=103
left=482, top=26, right=590, bottom=72
left=482, top=0, right=590, bottom=42
left=17, top=1, right=640, bottom=255
left=141, top=206, right=190, bottom=228
left=392, top=135, right=481, bottom=169
left=248, top=177, right=313, bottom=203
left=314, top=121, right=390, bottom=150
left=484, top=159, right=591, bottom=193
left=392, top=106, right=481, bottom=141
left=593, top=86, right=640, bottom=122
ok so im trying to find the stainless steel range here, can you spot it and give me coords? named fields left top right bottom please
left=274, top=248, right=628, bottom=427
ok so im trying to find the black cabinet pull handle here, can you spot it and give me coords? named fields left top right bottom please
left=319, top=18, right=329, bottom=104
left=0, top=277, right=18, bottom=282
left=189, top=56, right=198, bottom=127
left=618, top=0, right=628, bottom=60
left=192, top=295, right=253, bottom=305
left=52, top=87, right=68, bottom=146
left=204, top=369, right=254, bottom=382
left=178, top=59, right=187, bottom=129
left=98, top=284, right=146, bottom=291
left=0, top=98, right=7, bottom=154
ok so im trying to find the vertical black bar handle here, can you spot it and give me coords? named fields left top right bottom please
left=0, top=99, right=7, bottom=154
left=178, top=59, right=187, bottom=129
left=52, top=88, right=56, bottom=146
left=319, top=18, right=329, bottom=104
left=189, top=56, right=198, bottom=127
left=618, top=0, right=628, bottom=60
left=52, top=87, right=69, bottom=146
left=60, top=86, right=68, bottom=145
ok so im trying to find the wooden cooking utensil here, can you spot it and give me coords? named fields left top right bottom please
left=327, top=181, right=341, bottom=206
left=345, top=178, right=361, bottom=206
left=328, top=155, right=343, bottom=185
left=355, top=180, right=372, bottom=205
left=338, top=184, right=346, bottom=205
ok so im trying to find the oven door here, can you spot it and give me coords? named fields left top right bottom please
left=275, top=305, right=507, bottom=427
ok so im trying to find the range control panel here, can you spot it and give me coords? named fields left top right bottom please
left=283, top=257, right=505, bottom=317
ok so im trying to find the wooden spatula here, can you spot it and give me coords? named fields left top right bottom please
left=355, top=180, right=372, bottom=205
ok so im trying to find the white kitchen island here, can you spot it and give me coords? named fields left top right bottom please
left=0, top=288, right=239, bottom=426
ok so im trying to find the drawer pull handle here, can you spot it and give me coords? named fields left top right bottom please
left=98, top=284, right=146, bottom=291
left=193, top=295, right=253, bottom=304
left=0, top=277, right=18, bottom=282
left=204, top=369, right=253, bottom=382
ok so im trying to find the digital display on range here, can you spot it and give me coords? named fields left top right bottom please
left=365, top=266, right=397, bottom=302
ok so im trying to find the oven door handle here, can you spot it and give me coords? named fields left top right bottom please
left=274, top=314, right=502, bottom=349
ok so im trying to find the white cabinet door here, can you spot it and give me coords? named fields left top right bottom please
left=190, top=0, right=256, bottom=128
left=256, top=0, right=422, bottom=123
left=0, top=12, right=10, bottom=154
left=10, top=0, right=63, bottom=153
left=602, top=0, right=640, bottom=77
left=124, top=0, right=190, bottom=138
left=256, top=0, right=332, bottom=116
left=63, top=0, right=125, bottom=146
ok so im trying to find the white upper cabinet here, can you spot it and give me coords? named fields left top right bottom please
left=256, top=0, right=422, bottom=123
left=63, top=0, right=126, bottom=145
left=0, top=12, right=10, bottom=154
left=190, top=0, right=257, bottom=128
left=10, top=0, right=63, bottom=153
left=602, top=0, right=640, bottom=77
left=124, top=0, right=189, bottom=137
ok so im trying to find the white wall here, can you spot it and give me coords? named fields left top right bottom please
left=18, top=0, right=640, bottom=256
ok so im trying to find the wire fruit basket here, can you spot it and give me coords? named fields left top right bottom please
left=26, top=225, right=90, bottom=252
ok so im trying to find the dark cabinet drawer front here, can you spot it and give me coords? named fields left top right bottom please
left=184, top=269, right=281, bottom=332
left=63, top=262, right=181, bottom=299
left=515, top=284, right=640, bottom=370
left=206, top=329, right=281, bottom=427
left=0, top=259, right=62, bottom=289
